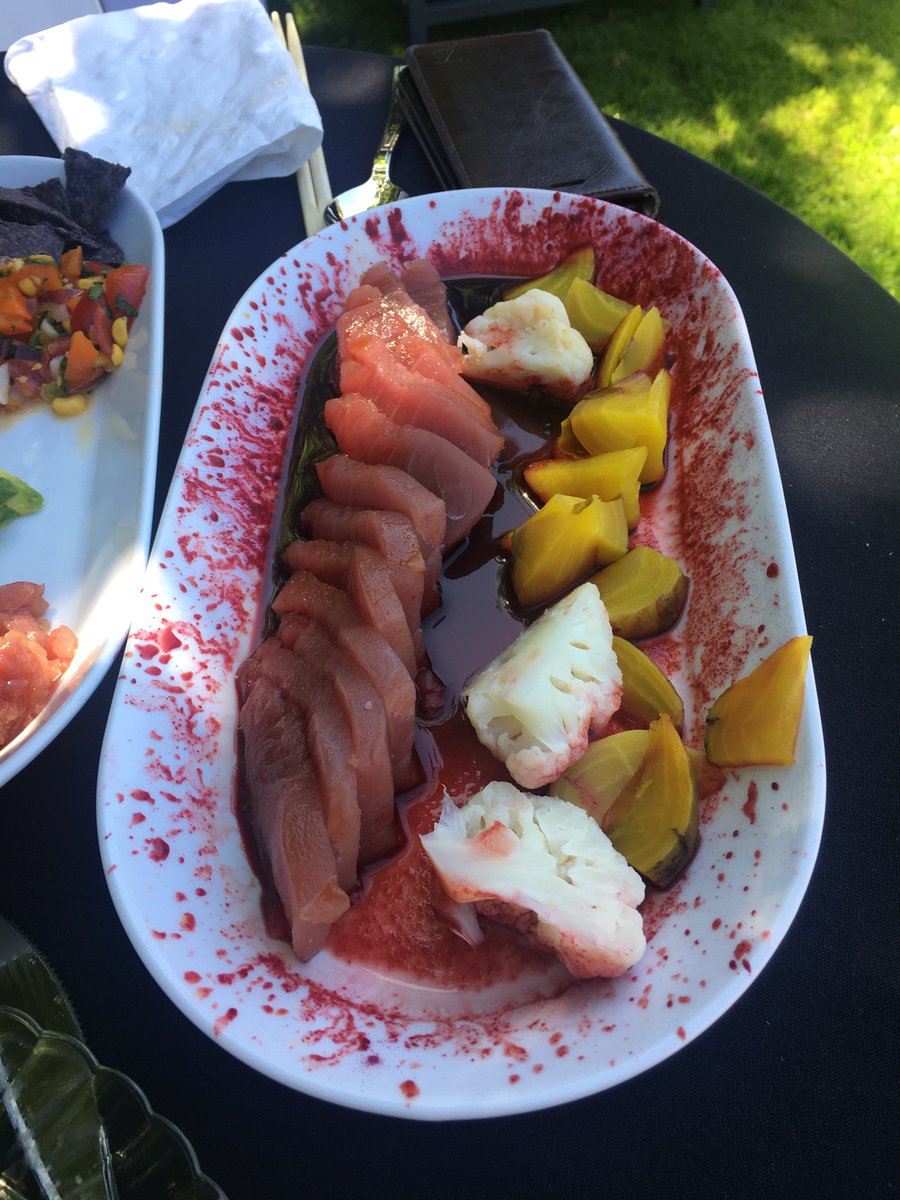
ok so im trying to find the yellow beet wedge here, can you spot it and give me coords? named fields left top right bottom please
left=568, top=369, right=671, bottom=484
left=612, top=306, right=667, bottom=384
left=502, top=244, right=596, bottom=302
left=705, top=635, right=813, bottom=766
left=510, top=493, right=628, bottom=608
left=591, top=545, right=689, bottom=640
left=550, top=728, right=724, bottom=824
left=613, top=635, right=685, bottom=729
left=523, top=447, right=647, bottom=529
left=563, top=277, right=633, bottom=350
left=597, top=304, right=643, bottom=387
left=601, top=714, right=699, bottom=888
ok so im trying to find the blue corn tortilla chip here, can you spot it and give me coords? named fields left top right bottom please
left=0, top=150, right=131, bottom=265
left=23, top=177, right=71, bottom=218
left=63, top=148, right=130, bottom=235
left=0, top=219, right=66, bottom=259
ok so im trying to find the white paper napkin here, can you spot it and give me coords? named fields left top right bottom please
left=4, top=0, right=324, bottom=228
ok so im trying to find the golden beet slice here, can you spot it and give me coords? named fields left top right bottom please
left=567, top=370, right=670, bottom=484
left=590, top=545, right=688, bottom=640
left=613, top=635, right=685, bottom=729
left=549, top=729, right=651, bottom=823
left=611, top=306, right=667, bottom=384
left=550, top=728, right=723, bottom=822
left=563, top=277, right=633, bottom=350
left=601, top=715, right=699, bottom=888
left=502, top=244, right=596, bottom=302
left=705, top=635, right=813, bottom=766
left=510, top=493, right=628, bottom=608
left=523, top=447, right=647, bottom=529
left=597, top=304, right=643, bottom=387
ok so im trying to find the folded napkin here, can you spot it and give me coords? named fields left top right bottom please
left=4, top=0, right=323, bottom=228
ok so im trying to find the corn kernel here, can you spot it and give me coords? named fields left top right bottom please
left=52, top=394, right=87, bottom=417
left=111, top=316, right=129, bottom=348
left=110, top=344, right=125, bottom=367
left=77, top=276, right=102, bottom=290
left=18, top=277, right=38, bottom=297
left=27, top=254, right=55, bottom=264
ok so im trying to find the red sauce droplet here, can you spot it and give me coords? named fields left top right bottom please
left=399, top=1079, right=419, bottom=1099
left=766, top=562, right=780, bottom=578
left=146, top=837, right=169, bottom=861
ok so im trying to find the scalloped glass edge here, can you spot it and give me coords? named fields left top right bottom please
left=0, top=1006, right=226, bottom=1199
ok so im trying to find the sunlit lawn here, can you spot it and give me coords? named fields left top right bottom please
left=291, top=0, right=899, bottom=299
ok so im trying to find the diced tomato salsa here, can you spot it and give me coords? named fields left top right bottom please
left=0, top=250, right=149, bottom=415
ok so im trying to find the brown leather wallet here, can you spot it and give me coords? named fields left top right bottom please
left=398, top=30, right=660, bottom=218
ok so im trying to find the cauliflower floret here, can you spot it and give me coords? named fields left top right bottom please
left=463, top=582, right=622, bottom=790
left=458, top=288, right=594, bottom=402
left=420, top=782, right=645, bottom=978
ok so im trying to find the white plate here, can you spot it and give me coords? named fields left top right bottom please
left=0, top=155, right=164, bottom=787
left=97, top=189, right=825, bottom=1120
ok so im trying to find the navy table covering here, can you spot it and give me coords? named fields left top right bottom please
left=1, top=46, right=898, bottom=1200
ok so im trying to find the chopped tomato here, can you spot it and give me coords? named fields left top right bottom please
left=62, top=330, right=104, bottom=393
left=0, top=280, right=36, bottom=338
left=104, top=264, right=148, bottom=324
left=69, top=293, right=113, bottom=356
left=9, top=261, right=63, bottom=292
left=59, top=247, right=83, bottom=280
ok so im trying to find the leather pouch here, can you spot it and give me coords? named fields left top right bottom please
left=399, top=30, right=660, bottom=218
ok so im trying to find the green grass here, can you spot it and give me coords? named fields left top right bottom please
left=290, top=0, right=899, bottom=299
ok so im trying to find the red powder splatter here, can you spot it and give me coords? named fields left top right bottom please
left=743, top=781, right=759, bottom=824
left=213, top=1008, right=238, bottom=1037
left=145, top=837, right=169, bottom=862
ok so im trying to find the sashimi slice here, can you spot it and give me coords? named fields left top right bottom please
left=337, top=284, right=463, bottom=376
left=282, top=536, right=421, bottom=674
left=315, top=453, right=444, bottom=613
left=339, top=336, right=504, bottom=467
left=400, top=259, right=456, bottom=343
left=281, top=614, right=398, bottom=864
left=299, top=499, right=426, bottom=651
left=238, top=640, right=361, bottom=892
left=315, top=453, right=446, bottom=551
left=272, top=570, right=419, bottom=792
left=324, top=393, right=498, bottom=547
left=238, top=674, right=349, bottom=960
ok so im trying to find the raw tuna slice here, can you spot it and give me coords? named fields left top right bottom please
left=238, top=640, right=361, bottom=892
left=299, top=498, right=426, bottom=651
left=315, top=453, right=446, bottom=550
left=406, top=342, right=497, bottom=426
left=401, top=259, right=456, bottom=343
left=339, top=283, right=463, bottom=376
left=315, top=455, right=445, bottom=613
left=281, top=613, right=398, bottom=864
left=360, top=260, right=456, bottom=344
left=324, top=393, right=498, bottom=547
left=339, top=335, right=504, bottom=467
left=282, top=536, right=421, bottom=674
left=238, top=674, right=349, bottom=961
left=272, top=570, right=419, bottom=791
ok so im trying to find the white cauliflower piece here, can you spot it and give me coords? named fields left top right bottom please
left=458, top=288, right=594, bottom=402
left=463, top=582, right=622, bottom=789
left=420, top=782, right=645, bottom=978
